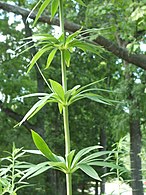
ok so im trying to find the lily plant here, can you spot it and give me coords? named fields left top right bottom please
left=16, top=0, right=120, bottom=194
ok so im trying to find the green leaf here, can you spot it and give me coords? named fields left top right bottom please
left=64, top=49, right=71, bottom=67
left=26, top=0, right=42, bottom=22
left=48, top=161, right=67, bottom=172
left=78, top=151, right=114, bottom=164
left=71, top=146, right=102, bottom=168
left=49, top=79, right=65, bottom=101
left=31, top=130, right=57, bottom=161
left=28, top=166, right=51, bottom=179
left=51, top=0, right=59, bottom=19
left=45, top=48, right=58, bottom=69
left=75, top=0, right=86, bottom=6
left=19, top=95, right=52, bottom=125
left=82, top=93, right=112, bottom=105
left=67, top=150, right=76, bottom=169
left=58, top=103, right=63, bottom=114
left=78, top=164, right=101, bottom=180
left=33, top=0, right=51, bottom=26
left=69, top=40, right=98, bottom=54
left=27, top=46, right=52, bottom=73
left=76, top=79, right=106, bottom=94
left=65, top=28, right=82, bottom=45
left=20, top=162, right=50, bottom=181
left=87, top=161, right=121, bottom=170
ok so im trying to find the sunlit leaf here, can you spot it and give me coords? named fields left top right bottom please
left=64, top=49, right=71, bottom=67
left=65, top=28, right=82, bottom=45
left=78, top=164, right=101, bottom=180
left=33, top=0, right=51, bottom=26
left=78, top=151, right=114, bottom=164
left=45, top=48, right=58, bottom=69
left=67, top=150, right=76, bottom=169
left=48, top=161, right=67, bottom=172
left=82, top=93, right=112, bottom=105
left=20, top=162, right=50, bottom=181
left=27, top=46, right=52, bottom=73
left=19, top=95, right=52, bottom=125
left=75, top=0, right=86, bottom=7
left=28, top=166, right=51, bottom=178
left=31, top=130, right=57, bottom=161
left=58, top=103, right=63, bottom=114
left=51, top=0, right=59, bottom=19
left=71, top=146, right=102, bottom=168
left=49, top=79, right=65, bottom=101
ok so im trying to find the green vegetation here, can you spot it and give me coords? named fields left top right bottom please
left=0, top=0, right=146, bottom=195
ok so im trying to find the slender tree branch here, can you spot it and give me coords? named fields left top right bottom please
left=0, top=2, right=146, bottom=70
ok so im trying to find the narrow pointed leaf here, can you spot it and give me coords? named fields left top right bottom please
left=31, top=130, right=57, bottom=161
left=27, top=0, right=42, bottom=22
left=48, top=161, right=67, bottom=172
left=19, top=95, right=51, bottom=125
left=83, top=93, right=112, bottom=105
left=79, top=151, right=115, bottom=164
left=45, top=48, right=58, bottom=69
left=58, top=103, right=63, bottom=114
left=27, top=47, right=51, bottom=73
left=51, top=0, right=59, bottom=19
left=87, top=161, right=121, bottom=170
left=71, top=146, right=102, bottom=168
left=75, top=0, right=86, bottom=6
left=64, top=49, right=71, bottom=67
left=20, top=162, right=49, bottom=181
left=66, top=28, right=82, bottom=45
left=67, top=150, right=76, bottom=169
left=33, top=0, right=51, bottom=26
left=28, top=166, right=51, bottom=179
left=49, top=79, right=65, bottom=100
left=76, top=79, right=106, bottom=94
left=78, top=164, right=101, bottom=181
left=18, top=93, right=49, bottom=99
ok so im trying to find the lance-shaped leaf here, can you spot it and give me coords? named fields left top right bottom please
left=20, top=162, right=50, bottom=181
left=82, top=93, right=112, bottom=105
left=64, top=49, right=71, bottom=67
left=78, top=164, right=101, bottom=181
left=31, top=130, right=57, bottom=161
left=65, top=28, right=82, bottom=45
left=45, top=48, right=58, bottom=69
left=71, top=146, right=102, bottom=169
left=51, top=0, right=59, bottom=19
left=69, top=40, right=99, bottom=55
left=27, top=46, right=53, bottom=73
left=33, top=0, right=51, bottom=26
left=87, top=161, right=122, bottom=170
left=49, top=79, right=65, bottom=101
left=48, top=161, right=67, bottom=173
left=78, top=151, right=115, bottom=164
left=67, top=150, right=76, bottom=169
left=19, top=94, right=53, bottom=125
left=75, top=0, right=86, bottom=7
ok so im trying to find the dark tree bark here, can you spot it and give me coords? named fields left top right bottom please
left=130, top=116, right=144, bottom=195
left=0, top=2, right=146, bottom=70
left=95, top=181, right=99, bottom=195
left=124, top=62, right=144, bottom=195
left=99, top=128, right=107, bottom=195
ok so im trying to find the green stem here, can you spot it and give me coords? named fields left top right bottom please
left=59, top=1, right=72, bottom=195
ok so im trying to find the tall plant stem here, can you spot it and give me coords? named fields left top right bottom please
left=59, top=1, right=72, bottom=195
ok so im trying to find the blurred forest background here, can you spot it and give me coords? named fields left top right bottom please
left=0, top=0, right=146, bottom=194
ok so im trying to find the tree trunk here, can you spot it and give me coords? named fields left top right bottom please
left=130, top=117, right=144, bottom=195
left=95, top=181, right=99, bottom=195
left=99, top=128, right=107, bottom=195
